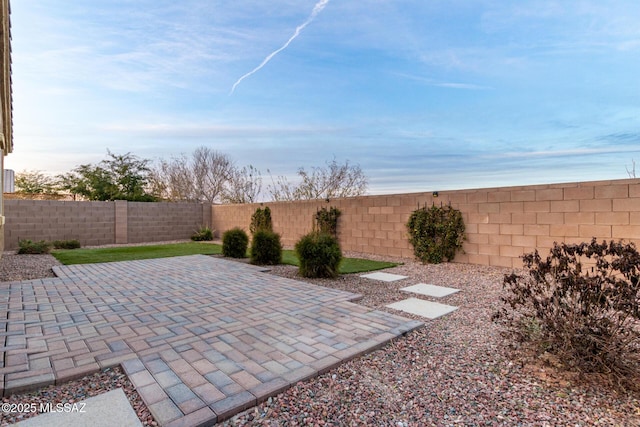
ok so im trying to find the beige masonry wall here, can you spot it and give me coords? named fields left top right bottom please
left=126, top=202, right=211, bottom=244
left=211, top=178, right=640, bottom=269
left=3, top=200, right=211, bottom=250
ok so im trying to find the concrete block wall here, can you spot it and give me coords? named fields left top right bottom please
left=3, top=200, right=212, bottom=250
left=126, top=202, right=210, bottom=244
left=4, top=178, right=639, bottom=266
left=211, top=178, right=640, bottom=268
left=4, top=200, right=115, bottom=248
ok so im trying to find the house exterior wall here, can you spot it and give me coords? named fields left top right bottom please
left=0, top=0, right=12, bottom=256
left=211, top=178, right=640, bottom=269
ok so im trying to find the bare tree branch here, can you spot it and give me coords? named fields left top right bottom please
left=627, top=159, right=637, bottom=178
left=222, top=165, right=262, bottom=204
left=150, top=147, right=233, bottom=203
left=268, top=158, right=367, bottom=201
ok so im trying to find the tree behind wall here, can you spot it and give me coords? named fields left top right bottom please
left=58, top=151, right=157, bottom=201
left=15, top=170, right=58, bottom=195
left=268, top=158, right=367, bottom=201
left=151, top=147, right=234, bottom=203
left=222, top=165, right=262, bottom=204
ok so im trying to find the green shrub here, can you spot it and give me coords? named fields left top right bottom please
left=493, top=239, right=640, bottom=382
left=406, top=204, right=465, bottom=263
left=315, top=206, right=341, bottom=237
left=52, top=239, right=81, bottom=249
left=222, top=228, right=249, bottom=258
left=250, top=206, right=273, bottom=234
left=17, top=239, right=52, bottom=254
left=191, top=225, right=214, bottom=241
left=295, top=232, right=342, bottom=278
left=250, top=230, right=282, bottom=265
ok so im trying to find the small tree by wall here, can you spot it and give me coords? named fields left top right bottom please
left=250, top=206, right=273, bottom=234
left=314, top=206, right=341, bottom=237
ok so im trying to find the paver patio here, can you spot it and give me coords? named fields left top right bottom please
left=0, top=255, right=422, bottom=426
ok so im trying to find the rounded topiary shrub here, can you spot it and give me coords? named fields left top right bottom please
left=250, top=230, right=282, bottom=265
left=222, top=227, right=249, bottom=258
left=295, top=232, right=342, bottom=278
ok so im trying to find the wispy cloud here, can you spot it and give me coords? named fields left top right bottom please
left=395, top=72, right=493, bottom=90
left=230, top=0, right=330, bottom=94
left=435, top=82, right=492, bottom=90
left=488, top=146, right=639, bottom=160
left=100, top=122, right=345, bottom=139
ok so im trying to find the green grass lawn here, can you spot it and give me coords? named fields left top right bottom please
left=280, top=249, right=397, bottom=273
left=52, top=242, right=398, bottom=274
left=52, top=242, right=222, bottom=265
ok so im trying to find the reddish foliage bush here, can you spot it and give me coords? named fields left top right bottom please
left=493, top=238, right=640, bottom=383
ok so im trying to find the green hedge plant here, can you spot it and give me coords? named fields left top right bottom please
left=250, top=230, right=282, bottom=265
left=18, top=239, right=52, bottom=254
left=52, top=239, right=81, bottom=249
left=406, top=204, right=465, bottom=263
left=295, top=232, right=342, bottom=278
left=222, top=228, right=249, bottom=258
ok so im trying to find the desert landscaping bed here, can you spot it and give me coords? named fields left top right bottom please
left=1, top=251, right=639, bottom=426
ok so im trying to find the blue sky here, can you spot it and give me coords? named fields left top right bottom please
left=7, top=0, right=640, bottom=195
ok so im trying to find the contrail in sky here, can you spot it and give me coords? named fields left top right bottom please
left=230, top=0, right=330, bottom=94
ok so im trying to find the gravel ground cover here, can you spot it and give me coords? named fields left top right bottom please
left=1, top=249, right=639, bottom=426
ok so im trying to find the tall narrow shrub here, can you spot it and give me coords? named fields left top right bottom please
left=315, top=206, right=341, bottom=237
left=250, top=206, right=273, bottom=234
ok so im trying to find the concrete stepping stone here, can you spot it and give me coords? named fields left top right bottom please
left=400, top=283, right=460, bottom=298
left=360, top=272, right=408, bottom=282
left=13, top=388, right=142, bottom=427
left=386, top=298, right=458, bottom=320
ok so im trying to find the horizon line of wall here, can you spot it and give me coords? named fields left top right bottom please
left=211, top=178, right=640, bottom=269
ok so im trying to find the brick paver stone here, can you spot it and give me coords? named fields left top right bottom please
left=0, top=255, right=422, bottom=425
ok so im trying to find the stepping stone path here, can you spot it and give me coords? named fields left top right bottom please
left=13, top=388, right=142, bottom=427
left=386, top=298, right=458, bottom=320
left=400, top=283, right=460, bottom=298
left=360, top=273, right=460, bottom=320
left=359, top=272, right=408, bottom=282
